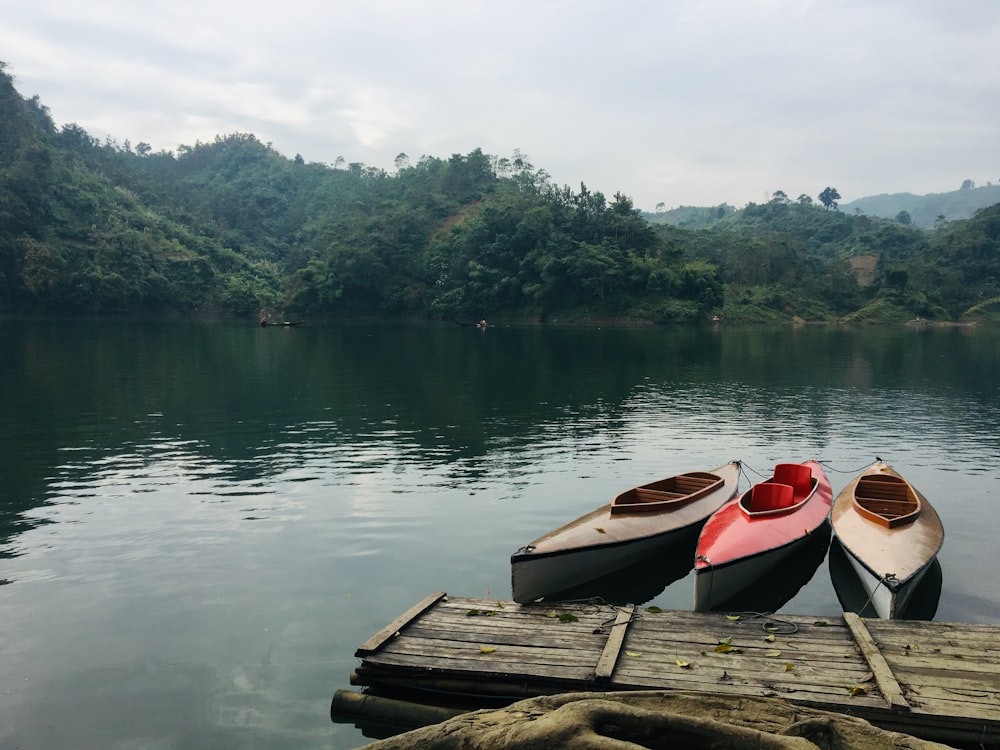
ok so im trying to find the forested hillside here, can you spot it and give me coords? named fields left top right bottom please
left=2, top=63, right=999, bottom=324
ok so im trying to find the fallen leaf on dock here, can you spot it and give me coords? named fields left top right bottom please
left=478, top=645, right=496, bottom=654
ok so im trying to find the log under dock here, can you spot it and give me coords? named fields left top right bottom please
left=337, top=592, right=1000, bottom=748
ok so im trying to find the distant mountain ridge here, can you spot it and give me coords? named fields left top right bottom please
left=645, top=184, right=1000, bottom=229
left=840, top=184, right=1000, bottom=227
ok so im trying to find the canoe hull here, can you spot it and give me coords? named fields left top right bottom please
left=511, top=462, right=741, bottom=603
left=841, top=543, right=934, bottom=618
left=831, top=461, right=943, bottom=619
left=693, top=460, right=832, bottom=612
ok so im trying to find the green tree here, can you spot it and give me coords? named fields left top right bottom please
left=818, top=187, right=841, bottom=210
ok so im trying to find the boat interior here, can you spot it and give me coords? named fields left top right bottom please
left=611, top=472, right=720, bottom=514
left=854, top=474, right=920, bottom=527
left=742, top=463, right=815, bottom=514
left=748, top=481, right=795, bottom=511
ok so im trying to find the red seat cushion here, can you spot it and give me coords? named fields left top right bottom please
left=773, top=463, right=812, bottom=500
left=749, top=481, right=794, bottom=511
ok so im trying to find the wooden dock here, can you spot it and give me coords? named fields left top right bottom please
left=339, top=592, right=1000, bottom=747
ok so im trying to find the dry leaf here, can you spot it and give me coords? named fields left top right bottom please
left=626, top=650, right=642, bottom=657
left=595, top=527, right=606, bottom=534
left=849, top=685, right=867, bottom=696
left=726, top=614, right=741, bottom=621
left=765, top=634, right=776, bottom=642
left=765, top=650, right=781, bottom=657
left=784, top=662, right=795, bottom=671
left=478, top=645, right=496, bottom=654
left=675, top=657, right=690, bottom=668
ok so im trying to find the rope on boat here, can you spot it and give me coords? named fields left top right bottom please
left=855, top=572, right=897, bottom=616
left=816, top=456, right=882, bottom=474
left=738, top=461, right=769, bottom=481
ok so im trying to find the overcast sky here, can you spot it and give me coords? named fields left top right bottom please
left=2, top=0, right=998, bottom=211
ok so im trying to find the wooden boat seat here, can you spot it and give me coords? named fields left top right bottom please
left=631, top=489, right=685, bottom=503
left=611, top=472, right=721, bottom=514
left=855, top=474, right=919, bottom=527
left=749, top=482, right=794, bottom=511
left=773, top=463, right=813, bottom=501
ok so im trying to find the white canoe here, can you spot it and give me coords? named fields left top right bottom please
left=830, top=460, right=944, bottom=619
left=511, top=462, right=741, bottom=603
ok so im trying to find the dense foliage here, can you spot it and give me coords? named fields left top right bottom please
left=2, top=63, right=999, bottom=324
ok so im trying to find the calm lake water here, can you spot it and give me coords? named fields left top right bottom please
left=2, top=320, right=999, bottom=749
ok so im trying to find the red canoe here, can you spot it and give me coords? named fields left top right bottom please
left=693, top=460, right=832, bottom=611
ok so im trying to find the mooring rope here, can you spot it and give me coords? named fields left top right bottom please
left=725, top=610, right=800, bottom=635
left=816, top=456, right=881, bottom=475
left=854, top=572, right=897, bottom=616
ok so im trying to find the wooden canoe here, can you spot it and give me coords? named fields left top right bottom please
left=510, top=462, right=741, bottom=603
left=830, top=460, right=944, bottom=619
left=693, top=460, right=832, bottom=612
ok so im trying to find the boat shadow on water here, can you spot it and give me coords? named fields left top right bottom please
left=538, top=532, right=700, bottom=606
left=705, top=522, right=833, bottom=614
left=828, top=537, right=942, bottom=620
left=532, top=522, right=835, bottom=612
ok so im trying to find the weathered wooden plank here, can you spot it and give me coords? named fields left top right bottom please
left=374, top=636, right=604, bottom=669
left=904, top=685, right=1000, bottom=715
left=843, top=612, right=910, bottom=711
left=594, top=604, right=634, bottom=680
left=355, top=591, right=447, bottom=656
left=623, top=629, right=865, bottom=663
left=359, top=650, right=597, bottom=682
left=401, top=624, right=605, bottom=652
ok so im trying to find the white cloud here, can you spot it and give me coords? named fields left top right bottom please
left=2, top=0, right=998, bottom=208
